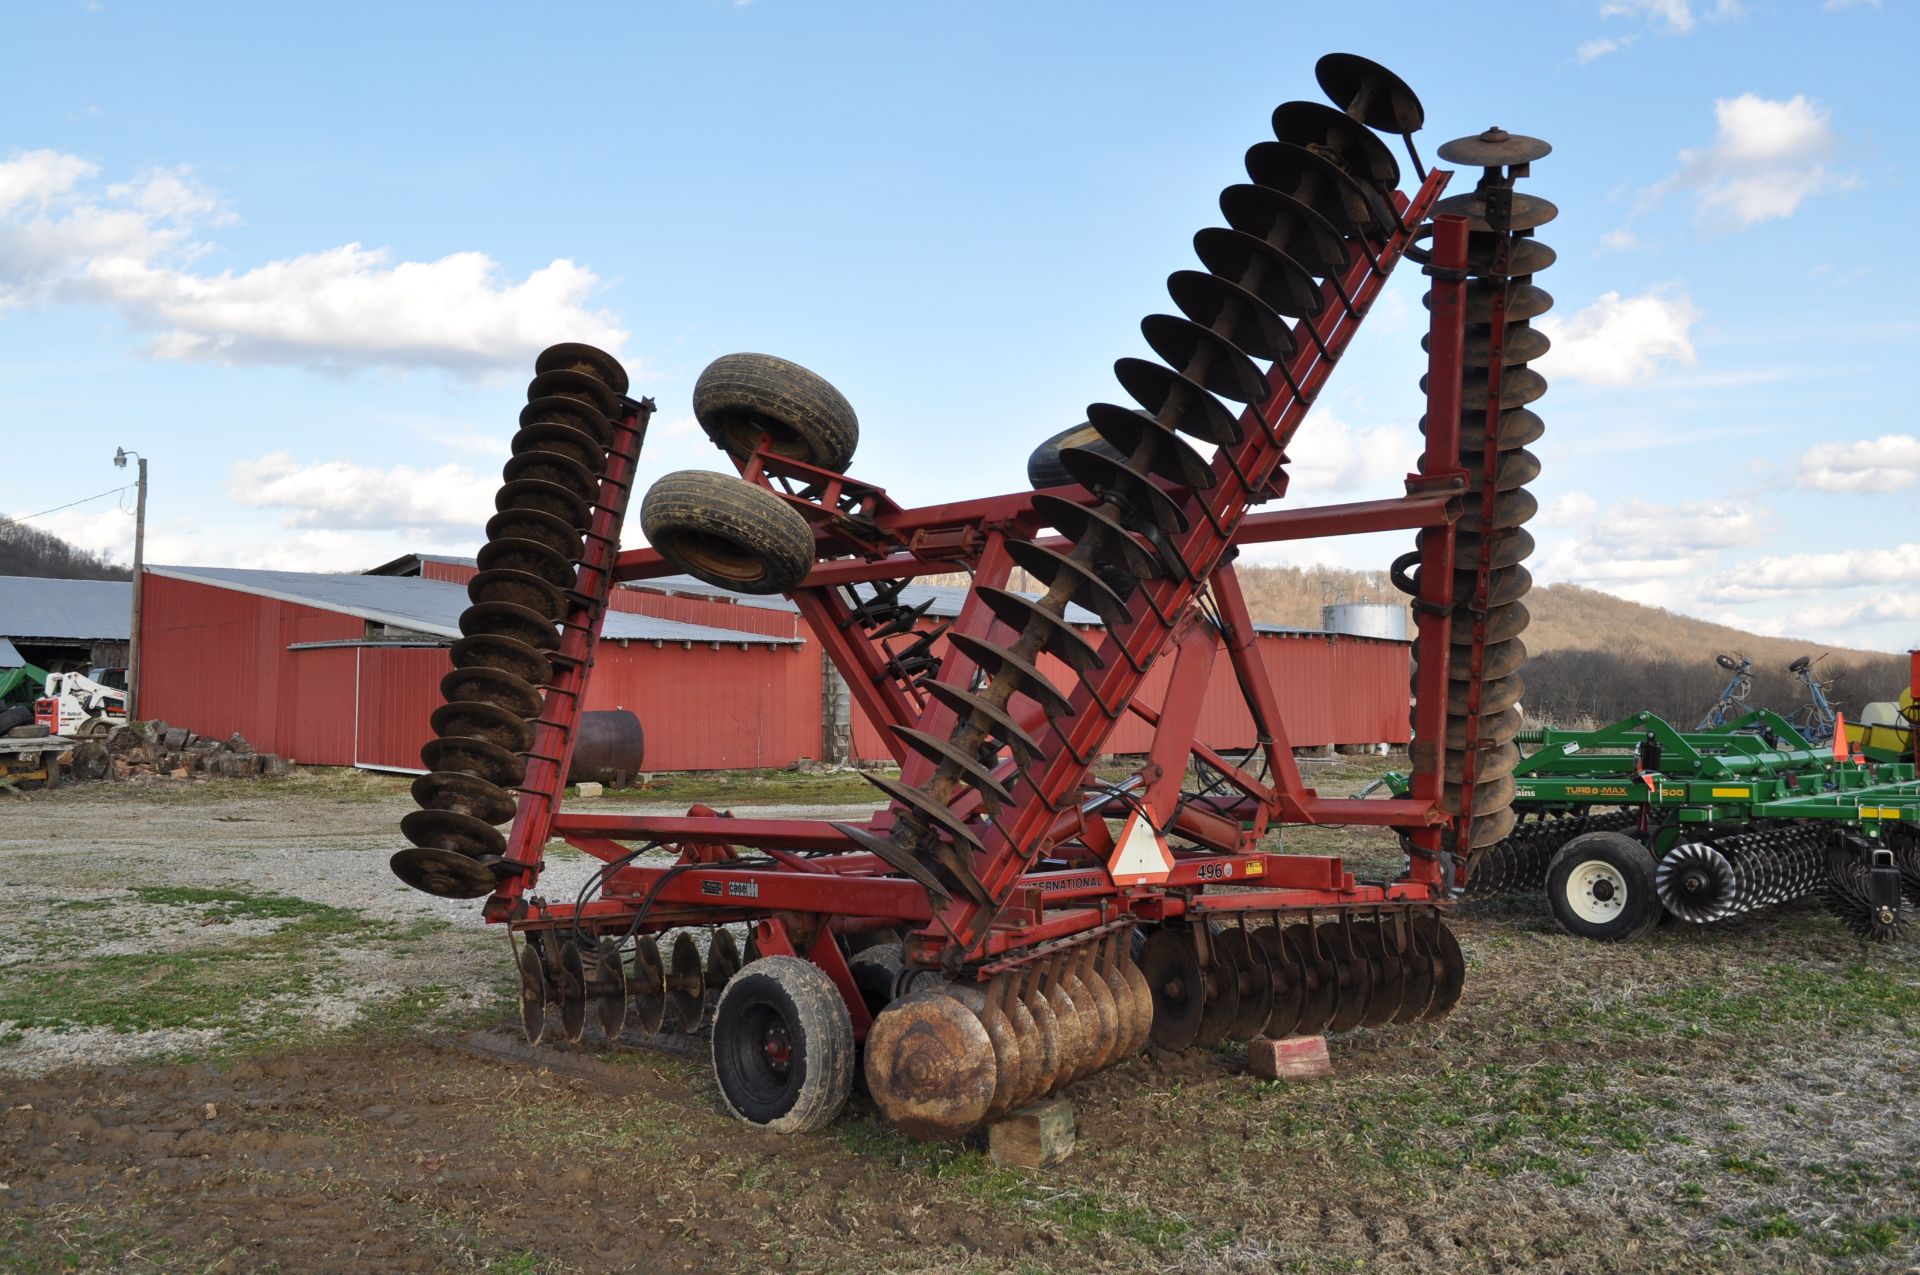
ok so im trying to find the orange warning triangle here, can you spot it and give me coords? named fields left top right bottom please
left=1833, top=713, right=1849, bottom=763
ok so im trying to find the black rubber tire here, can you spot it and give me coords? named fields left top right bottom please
left=0, top=705, right=31, bottom=733
left=693, top=353, right=858, bottom=472
left=1026, top=421, right=1124, bottom=490
left=710, top=955, right=855, bottom=1134
left=640, top=470, right=815, bottom=595
left=847, top=942, right=906, bottom=1016
left=1546, top=831, right=1662, bottom=943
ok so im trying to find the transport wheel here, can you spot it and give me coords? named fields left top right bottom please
left=1025, top=421, right=1125, bottom=489
left=640, top=470, right=816, bottom=595
left=711, top=956, right=854, bottom=1134
left=1546, top=831, right=1661, bottom=943
left=693, top=353, right=859, bottom=472
left=847, top=942, right=906, bottom=1016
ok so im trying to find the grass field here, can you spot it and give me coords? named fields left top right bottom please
left=1, top=764, right=1916, bottom=1273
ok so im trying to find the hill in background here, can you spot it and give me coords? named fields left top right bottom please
left=0, top=516, right=129, bottom=581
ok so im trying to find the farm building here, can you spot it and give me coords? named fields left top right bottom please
left=0, top=574, right=131, bottom=672
left=134, top=556, right=1411, bottom=773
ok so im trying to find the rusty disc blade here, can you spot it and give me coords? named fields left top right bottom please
left=945, top=631, right=1074, bottom=720
left=864, top=989, right=999, bottom=1140
left=1018, top=974, right=1066, bottom=1097
left=458, top=599, right=559, bottom=651
left=1436, top=127, right=1551, bottom=168
left=1456, top=486, right=1538, bottom=533
left=429, top=699, right=534, bottom=754
left=1272, top=99, right=1400, bottom=190
left=1349, top=920, right=1400, bottom=1029
left=1139, top=927, right=1205, bottom=1051
left=1069, top=959, right=1121, bottom=1075
left=517, top=943, right=548, bottom=1042
left=1422, top=323, right=1552, bottom=364
left=919, top=679, right=1042, bottom=765
left=1315, top=52, right=1424, bottom=133
left=496, top=477, right=591, bottom=530
left=1410, top=229, right=1558, bottom=278
left=502, top=449, right=599, bottom=506
left=1244, top=141, right=1394, bottom=239
left=1216, top=926, right=1273, bottom=1042
left=1118, top=947, right=1155, bottom=1055
left=401, top=807, right=508, bottom=859
left=450, top=632, right=551, bottom=689
left=1192, top=928, right=1241, bottom=1049
left=1165, top=270, right=1299, bottom=365
left=1113, top=357, right=1245, bottom=447
left=478, top=537, right=576, bottom=592
left=1430, top=189, right=1558, bottom=233
left=486, top=507, right=585, bottom=561
left=1218, top=184, right=1349, bottom=278
left=534, top=341, right=630, bottom=396
left=596, top=938, right=628, bottom=1039
left=465, top=568, right=563, bottom=620
left=940, top=983, right=1024, bottom=1119
left=1029, top=493, right=1167, bottom=580
left=520, top=394, right=612, bottom=447
left=1422, top=919, right=1466, bottom=1020
left=975, top=585, right=1106, bottom=672
left=631, top=936, right=668, bottom=1035
left=888, top=726, right=1015, bottom=809
left=439, top=665, right=545, bottom=720
left=411, top=770, right=517, bottom=825
left=1085, top=402, right=1219, bottom=490
left=390, top=845, right=497, bottom=898
left=1284, top=925, right=1338, bottom=1037
left=526, top=368, right=620, bottom=420
left=555, top=939, right=587, bottom=1043
left=1041, top=971, right=1093, bottom=1084
left=859, top=772, right=987, bottom=858
left=1057, top=445, right=1191, bottom=538
left=704, top=928, right=742, bottom=994
left=1140, top=315, right=1270, bottom=404
left=832, top=820, right=960, bottom=903
left=1253, top=926, right=1304, bottom=1039
left=991, top=977, right=1047, bottom=1108
left=512, top=419, right=607, bottom=477
left=1420, top=526, right=1535, bottom=574
left=1094, top=951, right=1141, bottom=1063
left=1322, top=922, right=1372, bottom=1034
left=419, top=734, right=524, bottom=788
left=668, top=932, right=705, bottom=1032
left=1392, top=920, right=1437, bottom=1024
left=1191, top=228, right=1328, bottom=325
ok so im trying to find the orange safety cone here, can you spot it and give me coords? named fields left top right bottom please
left=1832, top=712, right=1849, bottom=763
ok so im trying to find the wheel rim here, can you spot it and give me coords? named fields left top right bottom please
left=722, top=998, right=802, bottom=1114
left=663, top=529, right=769, bottom=587
left=1567, top=859, right=1629, bottom=924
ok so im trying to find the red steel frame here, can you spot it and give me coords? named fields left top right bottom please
left=488, top=172, right=1486, bottom=1026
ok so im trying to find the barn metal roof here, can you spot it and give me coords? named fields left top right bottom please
left=0, top=575, right=132, bottom=642
left=147, top=566, right=802, bottom=647
left=0, top=638, right=24, bottom=667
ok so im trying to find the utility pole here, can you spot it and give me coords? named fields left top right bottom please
left=115, top=448, right=146, bottom=719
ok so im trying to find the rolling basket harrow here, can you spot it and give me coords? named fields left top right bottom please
left=391, top=54, right=1568, bottom=1139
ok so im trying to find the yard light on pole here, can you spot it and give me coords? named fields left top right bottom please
left=114, top=448, right=147, bottom=720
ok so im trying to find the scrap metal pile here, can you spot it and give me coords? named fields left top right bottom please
left=1389, top=703, right=1920, bottom=943
left=392, top=54, right=1561, bottom=1139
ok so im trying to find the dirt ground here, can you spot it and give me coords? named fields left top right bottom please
left=2, top=766, right=1917, bottom=1273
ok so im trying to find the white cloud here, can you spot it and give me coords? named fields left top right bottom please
left=1705, top=544, right=1920, bottom=601
left=1669, top=94, right=1850, bottom=230
left=226, top=452, right=498, bottom=531
left=1824, top=0, right=1880, bottom=9
left=0, top=149, right=97, bottom=214
left=1597, top=227, right=1639, bottom=253
left=0, top=149, right=628, bottom=374
left=1796, top=434, right=1920, bottom=493
left=1576, top=35, right=1636, bottom=61
left=1533, top=494, right=1771, bottom=607
left=1282, top=410, right=1417, bottom=497
left=1536, top=287, right=1700, bottom=385
left=1598, top=0, right=1740, bottom=33
left=1540, top=491, right=1599, bottom=527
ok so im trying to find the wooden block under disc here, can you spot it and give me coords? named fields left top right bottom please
left=1248, top=1034, right=1332, bottom=1081
left=988, top=1097, right=1075, bottom=1169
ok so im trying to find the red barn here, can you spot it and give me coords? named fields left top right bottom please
left=135, top=556, right=1408, bottom=773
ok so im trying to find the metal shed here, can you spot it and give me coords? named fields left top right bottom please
left=0, top=574, right=132, bottom=670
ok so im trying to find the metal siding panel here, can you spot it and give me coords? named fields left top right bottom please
left=357, top=646, right=451, bottom=770
left=586, top=640, right=819, bottom=770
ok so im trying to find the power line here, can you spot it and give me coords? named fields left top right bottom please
left=12, top=484, right=137, bottom=522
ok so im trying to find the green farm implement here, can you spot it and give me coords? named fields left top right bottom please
left=1382, top=709, right=1920, bottom=943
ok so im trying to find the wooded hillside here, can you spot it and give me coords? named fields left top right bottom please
left=0, top=517, right=130, bottom=581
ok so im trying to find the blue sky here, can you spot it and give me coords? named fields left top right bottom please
left=2, top=0, right=1914, bottom=651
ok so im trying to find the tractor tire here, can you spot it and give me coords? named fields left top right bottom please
left=1026, top=421, right=1125, bottom=490
left=0, top=705, right=31, bottom=733
left=1546, top=831, right=1661, bottom=943
left=848, top=942, right=906, bottom=1017
left=693, top=353, right=859, bottom=472
left=711, top=956, right=854, bottom=1134
left=640, top=470, right=816, bottom=595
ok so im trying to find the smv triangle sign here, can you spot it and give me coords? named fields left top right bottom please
left=1108, top=810, right=1174, bottom=886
